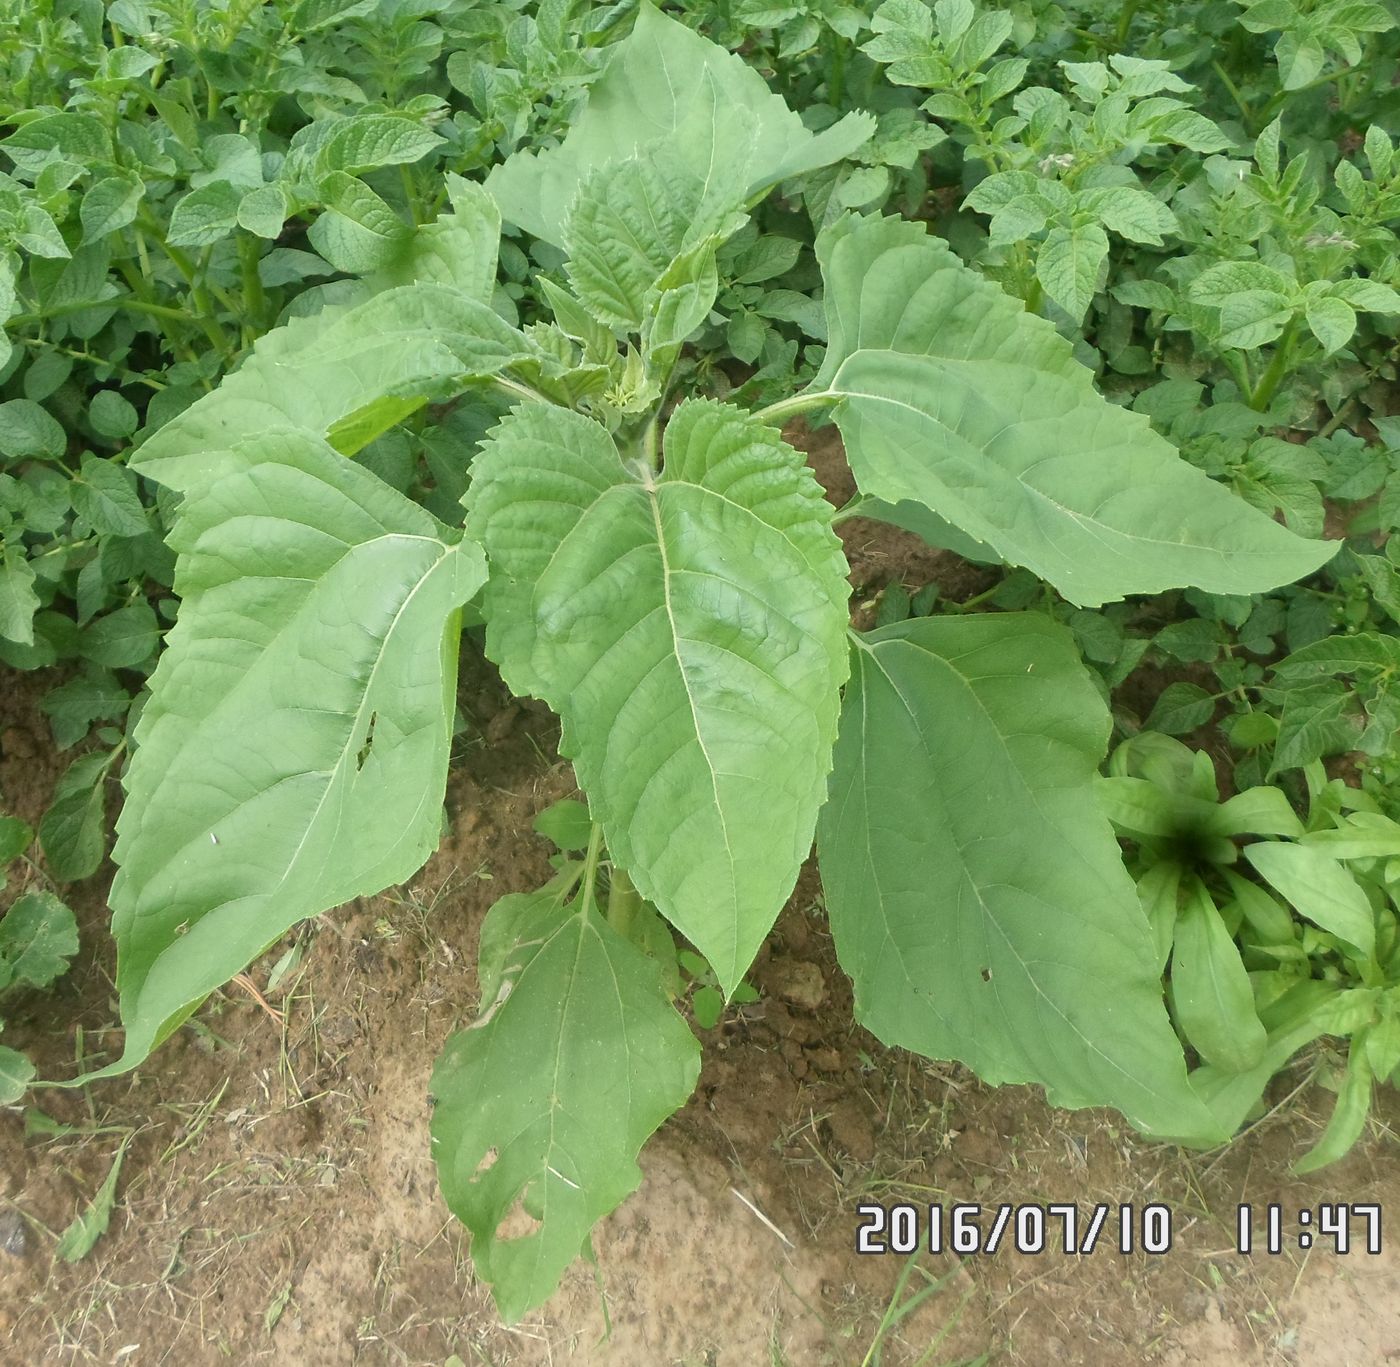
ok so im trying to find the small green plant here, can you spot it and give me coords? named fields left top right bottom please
left=678, top=949, right=761, bottom=1029
left=1101, top=733, right=1400, bottom=1168
left=0, top=812, right=78, bottom=1100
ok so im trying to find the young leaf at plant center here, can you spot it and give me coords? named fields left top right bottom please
left=100, top=430, right=486, bottom=1077
left=431, top=884, right=699, bottom=1321
left=465, top=400, right=849, bottom=994
left=565, top=151, right=746, bottom=340
left=817, top=613, right=1226, bottom=1143
left=807, top=215, right=1336, bottom=606
left=484, top=2, right=874, bottom=248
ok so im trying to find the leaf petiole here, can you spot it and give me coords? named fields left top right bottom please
left=750, top=389, right=841, bottom=427
left=579, top=822, right=606, bottom=919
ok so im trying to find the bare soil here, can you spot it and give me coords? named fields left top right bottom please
left=1, top=428, right=1398, bottom=1366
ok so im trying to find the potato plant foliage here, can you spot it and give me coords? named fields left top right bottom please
left=86, top=4, right=1339, bottom=1319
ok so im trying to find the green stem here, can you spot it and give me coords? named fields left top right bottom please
left=1318, top=398, right=1357, bottom=441
left=606, top=867, right=640, bottom=939
left=750, top=389, right=840, bottom=427
left=1260, top=64, right=1355, bottom=122
left=135, top=218, right=238, bottom=358
left=14, top=337, right=165, bottom=390
left=195, top=244, right=244, bottom=327
left=640, top=417, right=659, bottom=472
left=1249, top=319, right=1299, bottom=412
left=1211, top=60, right=1255, bottom=129
left=1220, top=347, right=1253, bottom=399
left=491, top=375, right=552, bottom=407
left=827, top=32, right=846, bottom=106
left=831, top=493, right=872, bottom=526
left=9, top=296, right=191, bottom=328
left=580, top=823, right=606, bottom=919
left=950, top=582, right=1003, bottom=614
left=237, top=233, right=267, bottom=341
left=1114, top=0, right=1138, bottom=47
left=400, top=163, right=420, bottom=227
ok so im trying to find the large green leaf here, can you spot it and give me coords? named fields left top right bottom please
left=810, top=215, right=1334, bottom=606
left=484, top=1, right=873, bottom=248
left=431, top=883, right=700, bottom=1322
left=134, top=284, right=527, bottom=492
left=817, top=614, right=1227, bottom=1142
left=465, top=400, right=849, bottom=993
left=135, top=185, right=521, bottom=492
left=104, top=430, right=485, bottom=1073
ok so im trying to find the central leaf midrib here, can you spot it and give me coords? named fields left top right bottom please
left=645, top=485, right=741, bottom=965
left=829, top=349, right=1298, bottom=565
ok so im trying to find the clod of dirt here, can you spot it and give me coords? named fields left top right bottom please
left=826, top=1100, right=876, bottom=1162
left=484, top=703, right=522, bottom=744
left=320, top=1012, right=359, bottom=1049
left=0, top=1209, right=29, bottom=1258
left=0, top=726, right=36, bottom=761
left=767, top=957, right=826, bottom=1011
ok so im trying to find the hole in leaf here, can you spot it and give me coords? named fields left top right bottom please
left=470, top=1147, right=499, bottom=1184
left=356, top=712, right=378, bottom=771
left=980, top=967, right=992, bottom=983
left=494, top=1191, right=543, bottom=1243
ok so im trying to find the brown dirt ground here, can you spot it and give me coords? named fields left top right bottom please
left=1, top=428, right=1399, bottom=1366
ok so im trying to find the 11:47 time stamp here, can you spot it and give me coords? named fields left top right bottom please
left=855, top=1201, right=1383, bottom=1256
left=1239, top=1202, right=1382, bottom=1254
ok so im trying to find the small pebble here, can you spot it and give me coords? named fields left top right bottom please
left=0, top=1209, right=29, bottom=1258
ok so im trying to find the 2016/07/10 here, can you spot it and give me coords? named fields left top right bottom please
left=856, top=1202, right=1383, bottom=1256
